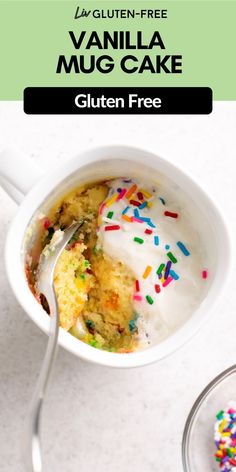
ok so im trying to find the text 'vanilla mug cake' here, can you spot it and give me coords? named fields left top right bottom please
left=25, top=177, right=210, bottom=353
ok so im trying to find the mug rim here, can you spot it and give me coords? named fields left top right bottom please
left=4, top=144, right=232, bottom=368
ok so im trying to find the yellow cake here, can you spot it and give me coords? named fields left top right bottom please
left=34, top=182, right=138, bottom=352
left=53, top=242, right=94, bottom=331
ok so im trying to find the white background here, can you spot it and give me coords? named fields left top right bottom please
left=0, top=102, right=235, bottom=472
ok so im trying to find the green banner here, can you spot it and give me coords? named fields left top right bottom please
left=0, top=1, right=235, bottom=100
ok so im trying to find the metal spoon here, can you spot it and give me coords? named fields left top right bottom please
left=23, top=221, right=83, bottom=472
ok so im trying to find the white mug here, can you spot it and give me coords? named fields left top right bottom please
left=0, top=145, right=231, bottom=368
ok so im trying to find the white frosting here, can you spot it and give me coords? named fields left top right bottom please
left=97, top=178, right=209, bottom=345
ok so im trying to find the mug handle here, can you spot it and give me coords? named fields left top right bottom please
left=0, top=148, right=44, bottom=204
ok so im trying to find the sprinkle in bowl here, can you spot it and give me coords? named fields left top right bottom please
left=182, top=365, right=236, bottom=472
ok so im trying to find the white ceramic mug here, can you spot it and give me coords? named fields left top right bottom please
left=0, top=145, right=231, bottom=368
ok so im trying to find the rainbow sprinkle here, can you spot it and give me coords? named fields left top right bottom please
left=107, top=211, right=114, bottom=219
left=106, top=193, right=119, bottom=207
left=157, top=263, right=165, bottom=275
left=147, top=220, right=156, bottom=228
left=129, top=319, right=138, bottom=333
left=143, top=265, right=152, bottom=279
left=177, top=241, right=190, bottom=256
left=167, top=251, right=177, bottom=263
left=122, top=215, right=132, bottom=222
left=162, top=276, right=173, bottom=288
left=202, top=269, right=208, bottom=279
left=117, top=188, right=126, bottom=200
left=126, top=184, right=137, bottom=200
left=139, top=216, right=151, bottom=223
left=132, top=217, right=144, bottom=224
left=214, top=402, right=236, bottom=471
left=105, top=225, right=120, bottom=231
left=130, top=199, right=141, bottom=207
left=122, top=206, right=130, bottom=215
left=140, top=188, right=152, bottom=199
left=133, top=237, right=144, bottom=244
left=146, top=295, right=154, bottom=305
left=154, top=236, right=159, bottom=246
left=164, top=210, right=178, bottom=219
left=139, top=201, right=148, bottom=209
left=44, top=218, right=51, bottom=230
left=169, top=270, right=180, bottom=280
left=164, top=261, right=172, bottom=279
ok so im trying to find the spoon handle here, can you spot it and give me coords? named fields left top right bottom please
left=23, top=292, right=59, bottom=472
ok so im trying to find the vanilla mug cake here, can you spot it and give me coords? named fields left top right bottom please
left=2, top=146, right=230, bottom=367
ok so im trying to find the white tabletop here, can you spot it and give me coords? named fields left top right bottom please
left=0, top=102, right=235, bottom=472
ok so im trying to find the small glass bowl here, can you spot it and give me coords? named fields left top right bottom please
left=182, top=365, right=236, bottom=471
